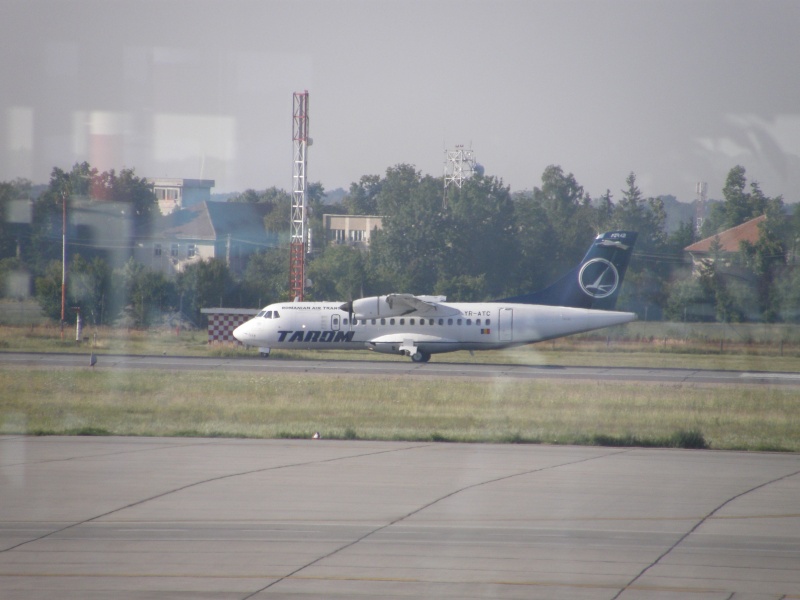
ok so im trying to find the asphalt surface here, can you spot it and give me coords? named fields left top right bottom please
left=0, top=436, right=798, bottom=599
left=3, top=351, right=800, bottom=386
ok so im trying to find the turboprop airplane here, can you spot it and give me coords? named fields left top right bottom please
left=233, top=230, right=637, bottom=362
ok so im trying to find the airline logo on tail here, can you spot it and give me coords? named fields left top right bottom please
left=579, top=258, right=619, bottom=299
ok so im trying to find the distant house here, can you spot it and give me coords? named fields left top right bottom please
left=135, top=201, right=277, bottom=275
left=147, top=178, right=215, bottom=215
left=684, top=215, right=767, bottom=274
left=323, top=214, right=383, bottom=249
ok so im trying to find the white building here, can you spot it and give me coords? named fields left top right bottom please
left=147, top=178, right=215, bottom=215
left=323, top=214, right=383, bottom=249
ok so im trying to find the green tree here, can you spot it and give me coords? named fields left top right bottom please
left=96, top=168, right=156, bottom=233
left=230, top=186, right=291, bottom=205
left=344, top=175, right=382, bottom=215
left=34, top=260, right=65, bottom=321
left=738, top=219, right=787, bottom=322
left=30, top=163, right=155, bottom=270
left=693, top=238, right=756, bottom=323
left=664, top=277, right=714, bottom=322
left=307, top=245, right=369, bottom=301
left=701, top=165, right=784, bottom=236
left=370, top=167, right=448, bottom=293
left=227, top=186, right=293, bottom=239
left=606, top=173, right=670, bottom=315
left=0, top=182, right=19, bottom=260
left=721, top=164, right=751, bottom=228
left=375, top=164, right=422, bottom=217
left=530, top=165, right=594, bottom=282
left=177, top=259, right=234, bottom=323
left=441, top=175, right=517, bottom=298
left=69, top=253, right=112, bottom=325
left=609, top=173, right=667, bottom=251
left=775, top=266, right=800, bottom=322
left=592, top=189, right=614, bottom=233
left=30, top=165, right=94, bottom=271
left=240, top=247, right=289, bottom=305
left=509, top=191, right=552, bottom=296
left=263, top=200, right=291, bottom=234
left=111, top=259, right=176, bottom=327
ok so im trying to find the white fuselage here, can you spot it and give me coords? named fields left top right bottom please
left=232, top=300, right=636, bottom=357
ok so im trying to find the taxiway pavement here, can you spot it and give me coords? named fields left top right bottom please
left=1, top=436, right=798, bottom=599
left=3, top=351, right=800, bottom=386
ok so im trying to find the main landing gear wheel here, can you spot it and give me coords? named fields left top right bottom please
left=410, top=351, right=431, bottom=363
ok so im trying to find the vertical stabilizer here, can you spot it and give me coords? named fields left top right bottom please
left=497, top=231, right=637, bottom=310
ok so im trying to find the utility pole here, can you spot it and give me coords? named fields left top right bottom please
left=290, top=91, right=310, bottom=301
left=61, top=192, right=67, bottom=340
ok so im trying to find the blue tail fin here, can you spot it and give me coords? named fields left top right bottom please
left=497, top=231, right=637, bottom=310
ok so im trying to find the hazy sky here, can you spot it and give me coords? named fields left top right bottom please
left=3, top=0, right=799, bottom=202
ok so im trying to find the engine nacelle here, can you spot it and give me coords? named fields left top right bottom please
left=340, top=294, right=448, bottom=320
left=340, top=295, right=411, bottom=320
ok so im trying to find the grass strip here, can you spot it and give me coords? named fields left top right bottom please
left=1, top=367, right=797, bottom=452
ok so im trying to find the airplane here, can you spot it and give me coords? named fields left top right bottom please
left=233, top=230, right=638, bottom=362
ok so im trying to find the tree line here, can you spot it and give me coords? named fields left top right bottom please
left=1, top=161, right=798, bottom=328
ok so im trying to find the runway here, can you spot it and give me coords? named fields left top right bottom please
left=1, top=436, right=798, bottom=599
left=3, top=351, right=800, bottom=386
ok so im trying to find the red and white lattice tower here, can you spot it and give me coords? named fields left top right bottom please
left=290, top=91, right=310, bottom=301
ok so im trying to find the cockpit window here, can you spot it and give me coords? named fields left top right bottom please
left=257, top=310, right=266, bottom=317
left=263, top=311, right=273, bottom=319
left=273, top=311, right=280, bottom=319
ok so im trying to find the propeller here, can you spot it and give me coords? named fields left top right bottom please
left=340, top=300, right=355, bottom=324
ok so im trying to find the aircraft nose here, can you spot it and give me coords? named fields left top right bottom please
left=232, top=321, right=251, bottom=343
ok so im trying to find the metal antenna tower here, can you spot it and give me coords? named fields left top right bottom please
left=443, top=145, right=477, bottom=208
left=695, top=181, right=708, bottom=234
left=290, top=91, right=309, bottom=301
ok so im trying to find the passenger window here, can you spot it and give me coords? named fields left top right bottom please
left=371, top=319, right=377, bottom=325
left=438, top=319, right=443, bottom=325
left=486, top=319, right=490, bottom=325
left=467, top=319, right=472, bottom=325
left=381, top=318, right=386, bottom=325
left=400, top=319, right=405, bottom=325
left=477, top=319, right=481, bottom=326
left=448, top=319, right=453, bottom=325
left=410, top=319, right=415, bottom=325
left=390, top=318, right=395, bottom=325
left=343, top=318, right=348, bottom=325
left=457, top=319, right=462, bottom=325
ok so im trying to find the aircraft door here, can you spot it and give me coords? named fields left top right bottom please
left=331, top=314, right=340, bottom=331
left=499, top=308, right=513, bottom=342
